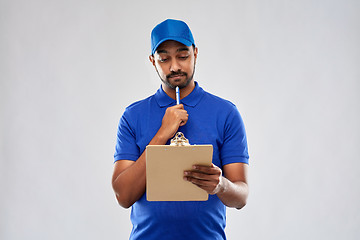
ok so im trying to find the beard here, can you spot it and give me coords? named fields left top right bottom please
left=156, top=65, right=196, bottom=90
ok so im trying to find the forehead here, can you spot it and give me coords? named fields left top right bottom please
left=156, top=40, right=191, bottom=54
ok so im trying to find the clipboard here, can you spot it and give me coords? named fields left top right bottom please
left=146, top=132, right=213, bottom=201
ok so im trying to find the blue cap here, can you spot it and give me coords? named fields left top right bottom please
left=151, top=19, right=195, bottom=55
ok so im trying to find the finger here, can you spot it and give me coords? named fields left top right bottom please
left=184, top=171, right=212, bottom=180
left=184, top=177, right=218, bottom=194
left=179, top=113, right=188, bottom=126
left=192, top=164, right=221, bottom=175
left=177, top=110, right=188, bottom=117
left=179, top=118, right=188, bottom=126
left=184, top=176, right=210, bottom=186
left=179, top=121, right=187, bottom=126
left=172, top=104, right=184, bottom=109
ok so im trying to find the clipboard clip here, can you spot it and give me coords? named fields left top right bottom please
left=170, top=132, right=190, bottom=146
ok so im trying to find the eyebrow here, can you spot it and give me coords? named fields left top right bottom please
left=177, top=47, right=190, bottom=52
left=156, top=47, right=190, bottom=54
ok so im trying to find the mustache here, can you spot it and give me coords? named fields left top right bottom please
left=166, top=71, right=187, bottom=79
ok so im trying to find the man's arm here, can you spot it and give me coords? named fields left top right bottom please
left=184, top=162, right=249, bottom=209
left=112, top=104, right=188, bottom=208
left=111, top=135, right=165, bottom=209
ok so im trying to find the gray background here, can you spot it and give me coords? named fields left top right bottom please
left=1, top=0, right=359, bottom=239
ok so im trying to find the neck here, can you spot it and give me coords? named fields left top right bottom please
left=162, top=80, right=196, bottom=100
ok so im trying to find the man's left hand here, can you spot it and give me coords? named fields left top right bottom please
left=184, top=164, right=224, bottom=195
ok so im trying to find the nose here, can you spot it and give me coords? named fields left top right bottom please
left=169, top=59, right=181, bottom=72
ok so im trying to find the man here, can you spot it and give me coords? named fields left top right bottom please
left=112, top=19, right=249, bottom=240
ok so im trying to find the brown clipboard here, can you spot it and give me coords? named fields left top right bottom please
left=146, top=142, right=213, bottom=201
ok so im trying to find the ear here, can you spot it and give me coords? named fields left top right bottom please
left=149, top=55, right=155, bottom=66
left=193, top=47, right=198, bottom=60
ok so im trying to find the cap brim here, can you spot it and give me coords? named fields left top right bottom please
left=152, top=37, right=193, bottom=55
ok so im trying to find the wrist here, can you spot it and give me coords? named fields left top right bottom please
left=151, top=130, right=170, bottom=145
left=216, top=176, right=227, bottom=195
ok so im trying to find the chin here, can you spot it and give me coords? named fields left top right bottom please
left=173, top=79, right=193, bottom=89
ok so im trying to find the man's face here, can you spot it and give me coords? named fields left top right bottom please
left=150, top=40, right=198, bottom=90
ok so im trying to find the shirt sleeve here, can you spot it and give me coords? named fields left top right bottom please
left=220, top=105, right=249, bottom=165
left=113, top=109, right=140, bottom=163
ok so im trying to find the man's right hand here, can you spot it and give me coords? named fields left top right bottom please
left=157, top=104, right=188, bottom=140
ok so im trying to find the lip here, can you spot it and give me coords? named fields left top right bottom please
left=169, top=74, right=185, bottom=79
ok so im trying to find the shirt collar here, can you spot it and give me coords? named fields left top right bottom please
left=154, top=81, right=205, bottom=108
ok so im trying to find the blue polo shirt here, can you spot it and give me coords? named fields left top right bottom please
left=114, top=82, right=249, bottom=240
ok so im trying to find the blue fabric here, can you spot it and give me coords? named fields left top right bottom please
left=114, top=82, right=249, bottom=240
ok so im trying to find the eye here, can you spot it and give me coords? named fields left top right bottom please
left=159, top=58, right=168, bottom=63
left=178, top=56, right=189, bottom=60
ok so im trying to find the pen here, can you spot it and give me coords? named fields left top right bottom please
left=176, top=86, right=180, bottom=105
